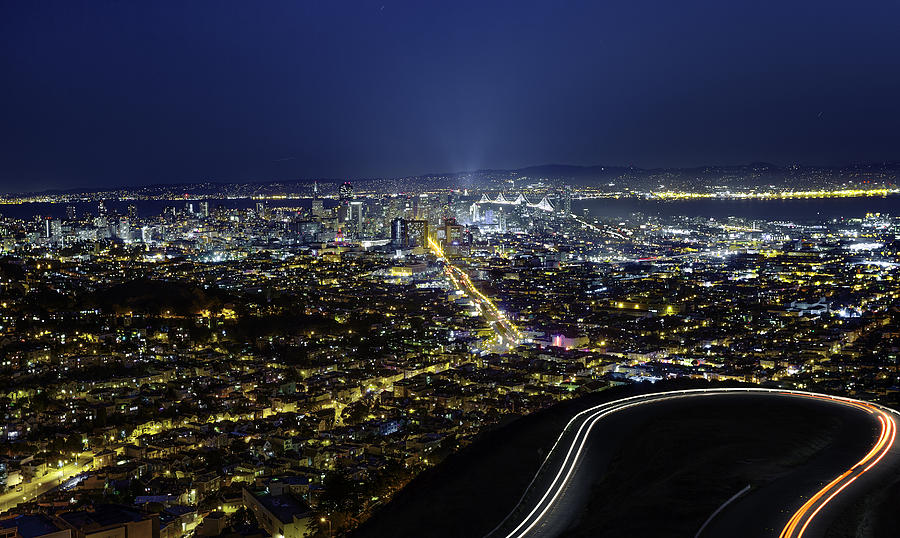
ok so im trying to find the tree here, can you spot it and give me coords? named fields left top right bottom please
left=319, top=470, right=359, bottom=513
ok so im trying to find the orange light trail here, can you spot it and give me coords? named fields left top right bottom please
left=779, top=398, right=896, bottom=538
left=488, top=389, right=900, bottom=538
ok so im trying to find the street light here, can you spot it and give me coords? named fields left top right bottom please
left=320, top=517, right=332, bottom=537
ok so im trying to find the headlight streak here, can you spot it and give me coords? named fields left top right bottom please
left=486, top=388, right=900, bottom=538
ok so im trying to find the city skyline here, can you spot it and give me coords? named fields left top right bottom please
left=2, top=158, right=900, bottom=197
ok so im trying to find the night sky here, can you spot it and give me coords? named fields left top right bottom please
left=2, top=0, right=899, bottom=192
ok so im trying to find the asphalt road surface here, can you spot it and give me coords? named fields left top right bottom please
left=486, top=389, right=900, bottom=538
left=0, top=452, right=93, bottom=514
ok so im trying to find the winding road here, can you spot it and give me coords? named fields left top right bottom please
left=485, top=388, right=900, bottom=538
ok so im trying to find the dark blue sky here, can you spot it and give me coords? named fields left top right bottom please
left=2, top=1, right=899, bottom=192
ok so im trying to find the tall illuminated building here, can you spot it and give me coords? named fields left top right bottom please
left=443, top=218, right=462, bottom=246
left=558, top=188, right=572, bottom=214
left=311, top=199, right=325, bottom=217
left=391, top=217, right=408, bottom=248
left=339, top=181, right=353, bottom=200
left=407, top=219, right=429, bottom=248
left=350, top=201, right=364, bottom=236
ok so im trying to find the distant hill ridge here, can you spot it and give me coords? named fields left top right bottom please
left=5, top=160, right=900, bottom=197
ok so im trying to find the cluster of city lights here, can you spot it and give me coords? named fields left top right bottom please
left=427, top=236, right=523, bottom=345
left=652, top=188, right=897, bottom=200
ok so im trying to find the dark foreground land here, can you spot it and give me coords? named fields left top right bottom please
left=355, top=382, right=900, bottom=538
left=560, top=395, right=866, bottom=537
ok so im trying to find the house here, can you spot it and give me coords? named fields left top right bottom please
left=195, top=512, right=227, bottom=537
left=241, top=488, right=311, bottom=538
left=57, top=505, right=159, bottom=538
left=158, top=506, right=197, bottom=538
left=92, top=450, right=117, bottom=469
left=0, top=514, right=72, bottom=538
left=21, top=459, right=50, bottom=480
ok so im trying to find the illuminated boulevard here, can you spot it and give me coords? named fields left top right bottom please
left=428, top=236, right=522, bottom=351
left=0, top=452, right=93, bottom=514
left=486, top=389, right=900, bottom=538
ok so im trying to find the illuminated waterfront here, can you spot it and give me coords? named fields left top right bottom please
left=575, top=193, right=900, bottom=221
